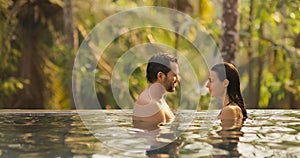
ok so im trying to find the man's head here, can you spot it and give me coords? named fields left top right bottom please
left=146, top=53, right=179, bottom=92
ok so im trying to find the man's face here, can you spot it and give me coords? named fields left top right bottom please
left=163, top=62, right=179, bottom=92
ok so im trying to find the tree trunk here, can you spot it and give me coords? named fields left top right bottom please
left=63, top=0, right=74, bottom=49
left=63, top=0, right=75, bottom=109
left=167, top=0, right=193, bottom=57
left=247, top=0, right=256, bottom=108
left=289, top=67, right=300, bottom=109
left=256, top=22, right=265, bottom=109
left=221, top=0, right=239, bottom=63
left=290, top=33, right=300, bottom=109
left=255, top=54, right=263, bottom=108
left=13, top=3, right=44, bottom=109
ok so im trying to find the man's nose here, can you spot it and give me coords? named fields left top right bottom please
left=176, top=75, right=180, bottom=83
left=206, top=81, right=210, bottom=88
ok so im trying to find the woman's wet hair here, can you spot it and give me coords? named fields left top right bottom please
left=146, top=53, right=177, bottom=83
left=211, top=62, right=247, bottom=119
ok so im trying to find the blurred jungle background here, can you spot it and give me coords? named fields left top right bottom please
left=0, top=0, right=299, bottom=109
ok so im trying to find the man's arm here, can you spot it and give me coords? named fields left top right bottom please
left=163, top=105, right=175, bottom=122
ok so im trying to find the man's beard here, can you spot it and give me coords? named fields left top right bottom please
left=165, top=79, right=175, bottom=92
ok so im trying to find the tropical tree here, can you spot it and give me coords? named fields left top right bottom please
left=0, top=0, right=75, bottom=109
left=63, top=0, right=75, bottom=108
left=1, top=0, right=299, bottom=110
left=0, top=0, right=26, bottom=107
left=221, top=0, right=239, bottom=63
left=240, top=0, right=300, bottom=108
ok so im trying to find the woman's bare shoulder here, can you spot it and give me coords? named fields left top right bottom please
left=220, top=105, right=241, bottom=119
left=222, top=106, right=235, bottom=115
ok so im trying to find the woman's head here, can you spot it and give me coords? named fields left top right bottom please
left=207, top=62, right=247, bottom=119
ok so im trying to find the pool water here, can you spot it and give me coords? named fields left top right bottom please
left=0, top=110, right=300, bottom=157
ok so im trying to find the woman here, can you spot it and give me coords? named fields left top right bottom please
left=206, top=62, right=247, bottom=120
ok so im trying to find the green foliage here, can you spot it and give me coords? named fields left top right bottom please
left=45, top=45, right=73, bottom=109
left=0, top=77, right=29, bottom=95
left=0, top=0, right=299, bottom=109
left=239, top=0, right=300, bottom=108
left=0, top=0, right=29, bottom=107
left=129, top=66, right=147, bottom=101
left=259, top=70, right=275, bottom=108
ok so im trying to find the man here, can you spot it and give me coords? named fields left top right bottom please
left=133, top=53, right=180, bottom=128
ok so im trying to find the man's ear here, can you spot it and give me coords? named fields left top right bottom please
left=157, top=72, right=165, bottom=81
left=224, top=79, right=229, bottom=88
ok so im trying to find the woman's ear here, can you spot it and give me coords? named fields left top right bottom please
left=224, top=79, right=229, bottom=88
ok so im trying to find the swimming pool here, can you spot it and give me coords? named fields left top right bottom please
left=0, top=109, right=299, bottom=157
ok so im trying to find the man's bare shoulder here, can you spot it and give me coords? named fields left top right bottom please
left=135, top=90, right=152, bottom=106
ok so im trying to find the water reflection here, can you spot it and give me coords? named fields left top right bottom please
left=0, top=110, right=300, bottom=157
left=132, top=119, right=183, bottom=157
left=209, top=118, right=244, bottom=157
left=0, top=113, right=76, bottom=157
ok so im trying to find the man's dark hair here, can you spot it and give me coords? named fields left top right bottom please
left=146, top=53, right=178, bottom=83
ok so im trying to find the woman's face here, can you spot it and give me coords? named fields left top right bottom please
left=206, top=71, right=226, bottom=97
